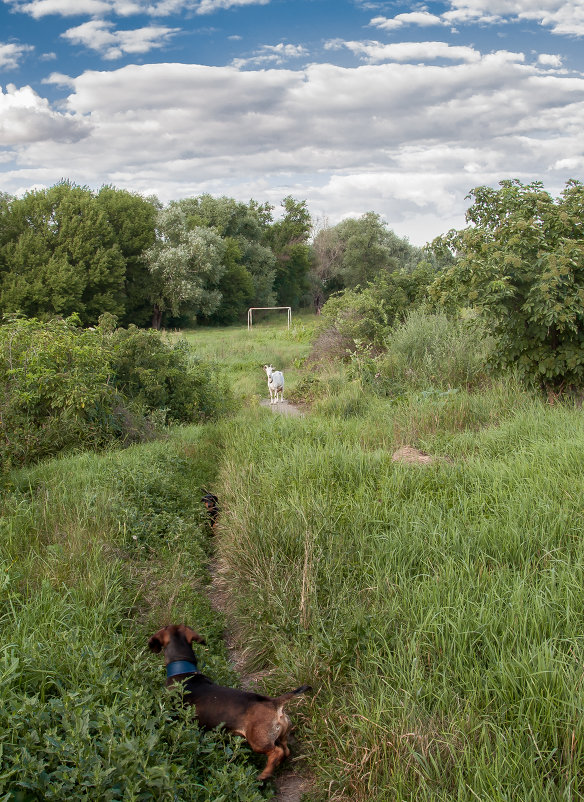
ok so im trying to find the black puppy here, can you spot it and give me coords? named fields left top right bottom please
left=201, top=492, right=219, bottom=530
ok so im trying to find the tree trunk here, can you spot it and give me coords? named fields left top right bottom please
left=151, top=304, right=162, bottom=330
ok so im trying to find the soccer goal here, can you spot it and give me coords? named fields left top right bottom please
left=247, top=306, right=292, bottom=331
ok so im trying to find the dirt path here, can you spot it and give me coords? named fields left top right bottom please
left=259, top=399, right=304, bottom=416
left=208, top=482, right=311, bottom=802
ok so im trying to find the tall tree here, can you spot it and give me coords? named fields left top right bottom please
left=96, top=186, right=159, bottom=326
left=265, top=196, right=312, bottom=308
left=0, top=182, right=126, bottom=324
left=177, top=194, right=276, bottom=314
left=143, top=201, right=226, bottom=329
left=429, top=179, right=584, bottom=389
left=311, top=212, right=423, bottom=309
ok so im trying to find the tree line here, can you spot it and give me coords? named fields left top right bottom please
left=0, top=181, right=424, bottom=329
left=2, top=177, right=583, bottom=390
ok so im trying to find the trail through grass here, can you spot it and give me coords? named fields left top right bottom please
left=4, top=315, right=584, bottom=801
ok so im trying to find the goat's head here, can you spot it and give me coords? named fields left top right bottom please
left=263, top=364, right=273, bottom=378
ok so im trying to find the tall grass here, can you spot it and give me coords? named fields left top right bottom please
left=212, top=383, right=584, bottom=799
left=5, top=314, right=584, bottom=800
left=0, top=427, right=269, bottom=801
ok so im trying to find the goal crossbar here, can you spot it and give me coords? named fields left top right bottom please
left=247, top=306, right=291, bottom=330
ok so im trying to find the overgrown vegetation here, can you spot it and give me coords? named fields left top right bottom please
left=0, top=315, right=232, bottom=467
left=430, top=179, right=584, bottom=391
left=212, top=374, right=584, bottom=801
left=0, top=428, right=269, bottom=801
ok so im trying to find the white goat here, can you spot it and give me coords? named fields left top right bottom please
left=263, top=364, right=284, bottom=404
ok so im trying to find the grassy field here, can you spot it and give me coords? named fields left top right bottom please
left=3, top=316, right=584, bottom=800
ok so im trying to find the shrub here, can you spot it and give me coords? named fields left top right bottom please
left=109, top=326, right=233, bottom=423
left=430, top=179, right=584, bottom=390
left=344, top=310, right=494, bottom=397
left=0, top=317, right=232, bottom=467
left=318, top=264, right=435, bottom=356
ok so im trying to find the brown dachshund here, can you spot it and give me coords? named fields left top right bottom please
left=148, top=624, right=311, bottom=781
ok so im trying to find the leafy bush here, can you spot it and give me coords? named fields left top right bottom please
left=109, top=326, right=233, bottom=423
left=318, top=264, right=435, bottom=354
left=430, top=179, right=584, bottom=390
left=0, top=317, right=232, bottom=467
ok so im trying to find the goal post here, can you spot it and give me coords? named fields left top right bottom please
left=247, top=306, right=291, bottom=331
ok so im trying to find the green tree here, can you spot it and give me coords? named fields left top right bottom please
left=208, top=238, right=254, bottom=324
left=0, top=182, right=126, bottom=325
left=429, top=179, right=584, bottom=389
left=96, top=186, right=159, bottom=326
left=265, top=196, right=312, bottom=308
left=143, top=202, right=226, bottom=329
left=321, top=263, right=435, bottom=351
left=312, top=213, right=423, bottom=306
left=171, top=194, right=276, bottom=317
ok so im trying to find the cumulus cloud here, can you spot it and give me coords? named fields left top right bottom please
left=232, top=42, right=308, bottom=68
left=329, top=39, right=483, bottom=63
left=6, top=0, right=271, bottom=18
left=0, top=42, right=34, bottom=69
left=443, top=1, right=584, bottom=37
left=370, top=11, right=448, bottom=31
left=366, top=2, right=584, bottom=38
left=61, top=20, right=180, bottom=59
left=0, top=83, right=90, bottom=145
left=0, top=54, right=566, bottom=243
left=537, top=53, right=563, bottom=67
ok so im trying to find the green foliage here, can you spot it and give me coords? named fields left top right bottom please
left=312, top=213, right=424, bottom=307
left=96, top=186, right=159, bottom=327
left=0, top=316, right=120, bottom=467
left=144, top=203, right=227, bottom=328
left=216, top=390, right=584, bottom=801
left=0, top=434, right=267, bottom=801
left=206, top=239, right=254, bottom=324
left=0, top=317, right=232, bottom=467
left=320, top=264, right=435, bottom=352
left=264, top=197, right=312, bottom=308
left=430, top=179, right=584, bottom=389
left=0, top=182, right=157, bottom=327
left=110, top=326, right=233, bottom=423
left=375, top=309, right=494, bottom=394
left=155, top=195, right=276, bottom=323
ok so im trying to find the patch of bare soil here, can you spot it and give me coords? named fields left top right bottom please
left=392, top=445, right=435, bottom=465
left=260, top=399, right=304, bottom=416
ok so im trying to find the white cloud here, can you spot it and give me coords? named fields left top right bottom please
left=61, top=20, right=180, bottom=59
left=537, top=52, right=563, bottom=67
left=4, top=54, right=584, bottom=244
left=0, top=42, right=34, bottom=69
left=195, top=0, right=270, bottom=12
left=331, top=39, right=483, bottom=63
left=370, top=11, right=448, bottom=31
left=0, top=83, right=90, bottom=145
left=232, top=42, right=308, bottom=68
left=443, top=1, right=584, bottom=37
left=6, top=0, right=271, bottom=17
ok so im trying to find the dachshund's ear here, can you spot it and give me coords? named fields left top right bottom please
left=148, top=627, right=169, bottom=652
left=183, top=625, right=206, bottom=646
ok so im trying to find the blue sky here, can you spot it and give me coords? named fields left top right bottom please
left=1, top=0, right=584, bottom=243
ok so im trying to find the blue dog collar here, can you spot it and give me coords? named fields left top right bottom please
left=166, top=659, right=199, bottom=678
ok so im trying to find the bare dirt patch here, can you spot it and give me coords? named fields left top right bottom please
left=260, top=399, right=304, bottom=416
left=392, top=445, right=453, bottom=466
